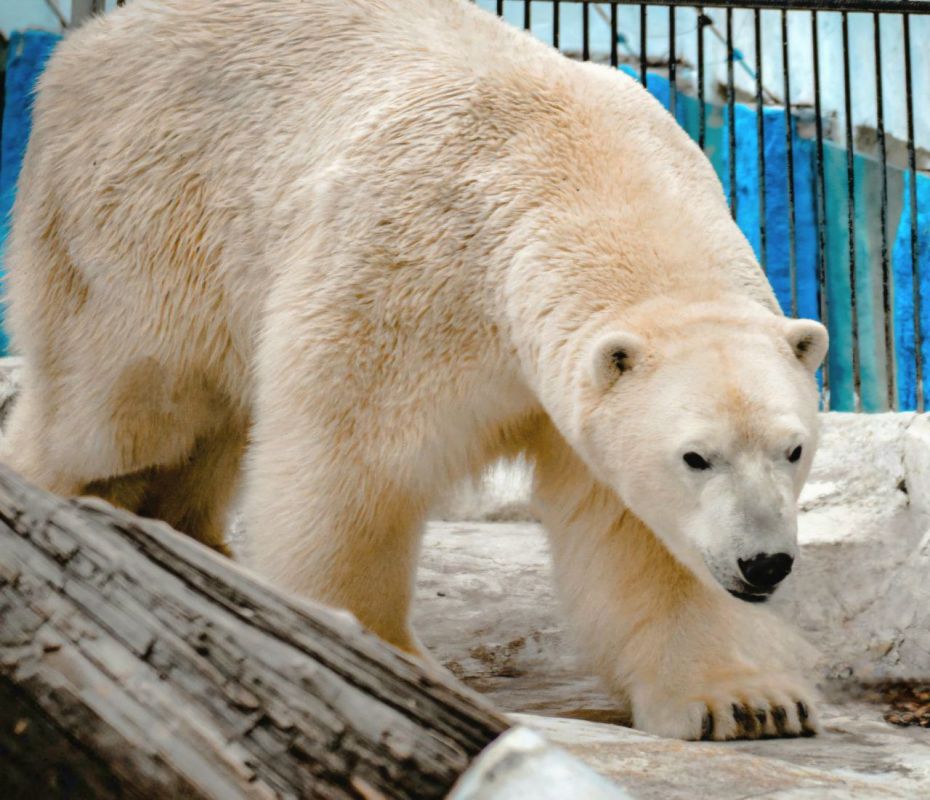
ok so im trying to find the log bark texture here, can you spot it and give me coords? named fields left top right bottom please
left=0, top=466, right=509, bottom=799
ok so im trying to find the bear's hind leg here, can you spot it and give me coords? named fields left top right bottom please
left=135, top=417, right=248, bottom=557
left=0, top=359, right=238, bottom=553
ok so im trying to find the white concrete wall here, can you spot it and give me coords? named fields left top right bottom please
left=1, top=0, right=120, bottom=37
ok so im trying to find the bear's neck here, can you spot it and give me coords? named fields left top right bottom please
left=498, top=208, right=778, bottom=445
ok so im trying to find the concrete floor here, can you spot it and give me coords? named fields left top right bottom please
left=414, top=520, right=930, bottom=799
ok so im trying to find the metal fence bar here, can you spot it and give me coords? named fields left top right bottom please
left=903, top=12, right=923, bottom=411
left=524, top=0, right=532, bottom=30
left=726, top=8, right=737, bottom=217
left=873, top=12, right=895, bottom=409
left=781, top=10, right=799, bottom=319
left=697, top=7, right=706, bottom=151
left=519, top=0, right=930, bottom=13
left=610, top=3, right=620, bottom=68
left=754, top=9, right=767, bottom=272
left=811, top=10, right=830, bottom=406
left=841, top=11, right=861, bottom=409
left=640, top=6, right=648, bottom=84
left=553, top=0, right=560, bottom=47
left=583, top=1, right=591, bottom=62
left=668, top=7, right=677, bottom=117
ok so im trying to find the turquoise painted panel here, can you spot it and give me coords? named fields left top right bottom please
left=722, top=103, right=820, bottom=323
left=634, top=67, right=923, bottom=411
left=821, top=144, right=856, bottom=411
left=892, top=171, right=930, bottom=410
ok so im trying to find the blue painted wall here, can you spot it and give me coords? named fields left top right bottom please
left=1, top=28, right=928, bottom=411
left=0, top=30, right=59, bottom=355
left=621, top=64, right=929, bottom=412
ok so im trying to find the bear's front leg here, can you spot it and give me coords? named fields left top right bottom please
left=612, top=527, right=822, bottom=741
left=530, top=425, right=819, bottom=741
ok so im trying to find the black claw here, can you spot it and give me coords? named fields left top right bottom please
left=732, top=703, right=759, bottom=737
left=701, top=712, right=715, bottom=741
left=771, top=705, right=788, bottom=735
left=797, top=701, right=809, bottom=721
left=754, top=708, right=768, bottom=730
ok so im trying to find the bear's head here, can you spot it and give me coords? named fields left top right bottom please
left=578, top=301, right=828, bottom=603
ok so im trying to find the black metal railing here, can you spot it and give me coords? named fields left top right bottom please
left=65, top=1, right=930, bottom=412
left=481, top=1, right=930, bottom=413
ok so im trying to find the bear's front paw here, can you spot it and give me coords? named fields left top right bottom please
left=632, top=671, right=820, bottom=741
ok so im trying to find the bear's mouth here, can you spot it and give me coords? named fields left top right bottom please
left=727, top=583, right=776, bottom=603
left=728, top=589, right=771, bottom=603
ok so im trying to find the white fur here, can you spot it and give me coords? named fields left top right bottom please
left=1, top=0, right=826, bottom=739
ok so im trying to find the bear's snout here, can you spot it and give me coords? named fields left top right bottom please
left=734, top=552, right=794, bottom=598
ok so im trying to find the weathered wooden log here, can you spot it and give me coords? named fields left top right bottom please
left=0, top=465, right=511, bottom=799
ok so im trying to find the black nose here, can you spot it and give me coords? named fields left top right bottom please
left=738, top=553, right=794, bottom=590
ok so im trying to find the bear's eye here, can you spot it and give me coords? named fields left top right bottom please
left=788, top=445, right=803, bottom=463
left=683, top=452, right=711, bottom=471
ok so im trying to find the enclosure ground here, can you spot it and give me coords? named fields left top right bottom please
left=412, top=520, right=930, bottom=799
left=225, top=516, right=930, bottom=797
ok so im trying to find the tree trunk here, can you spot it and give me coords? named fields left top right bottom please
left=0, top=466, right=509, bottom=799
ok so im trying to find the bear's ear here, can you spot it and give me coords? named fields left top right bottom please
left=785, top=318, right=829, bottom=372
left=588, top=331, right=645, bottom=391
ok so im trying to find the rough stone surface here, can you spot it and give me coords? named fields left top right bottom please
left=771, top=413, right=930, bottom=685
left=0, top=357, right=22, bottom=430
left=517, top=707, right=930, bottom=799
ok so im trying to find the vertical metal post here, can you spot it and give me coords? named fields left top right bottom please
left=726, top=8, right=737, bottom=218
left=811, top=10, right=830, bottom=407
left=904, top=13, right=923, bottom=411
left=754, top=9, right=767, bottom=272
left=553, top=0, right=560, bottom=49
left=697, top=8, right=706, bottom=152
left=782, top=10, right=798, bottom=319
left=873, top=12, right=895, bottom=410
left=669, top=7, right=677, bottom=119
left=611, top=3, right=619, bottom=69
left=640, top=5, right=648, bottom=85
left=524, top=0, right=531, bottom=30
left=496, top=0, right=504, bottom=17
left=582, top=1, right=590, bottom=61
left=842, top=12, right=861, bottom=410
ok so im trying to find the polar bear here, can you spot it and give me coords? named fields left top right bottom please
left=2, top=0, right=826, bottom=740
